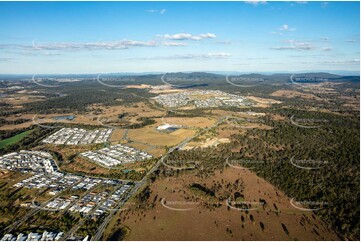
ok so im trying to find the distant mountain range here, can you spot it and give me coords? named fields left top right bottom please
left=0, top=72, right=359, bottom=84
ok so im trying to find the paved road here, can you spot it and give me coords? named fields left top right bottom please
left=31, top=181, right=105, bottom=213
left=90, top=115, right=227, bottom=240
left=5, top=115, right=227, bottom=240
left=2, top=176, right=86, bottom=234
left=122, top=129, right=129, bottom=141
left=91, top=182, right=142, bottom=241
left=63, top=182, right=128, bottom=240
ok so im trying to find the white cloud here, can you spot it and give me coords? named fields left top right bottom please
left=147, top=9, right=166, bottom=15
left=321, top=2, right=329, bottom=8
left=245, top=1, right=267, bottom=6
left=345, top=38, right=359, bottom=43
left=130, top=52, right=231, bottom=60
left=272, top=40, right=315, bottom=51
left=160, top=33, right=216, bottom=41
left=271, top=31, right=282, bottom=35
left=279, top=24, right=296, bottom=31
left=206, top=52, right=231, bottom=58
left=305, top=59, right=360, bottom=65
left=167, top=52, right=231, bottom=59
left=216, top=40, right=231, bottom=45
left=322, top=47, right=332, bottom=51
left=162, top=42, right=187, bottom=47
left=0, top=57, right=13, bottom=62
left=271, top=24, right=296, bottom=35
left=0, top=39, right=159, bottom=52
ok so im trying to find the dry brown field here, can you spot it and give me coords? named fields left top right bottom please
left=104, top=168, right=339, bottom=241
left=271, top=90, right=322, bottom=101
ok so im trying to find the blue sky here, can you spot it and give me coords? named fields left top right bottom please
left=0, top=1, right=359, bottom=74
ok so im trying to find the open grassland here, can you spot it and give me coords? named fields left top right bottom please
left=160, top=116, right=216, bottom=128
left=0, top=129, right=34, bottom=149
left=127, top=125, right=196, bottom=147
left=104, top=168, right=339, bottom=241
left=246, top=96, right=282, bottom=107
left=0, top=101, right=164, bottom=130
left=109, top=129, right=126, bottom=142
left=271, top=90, right=323, bottom=101
left=0, top=171, right=38, bottom=229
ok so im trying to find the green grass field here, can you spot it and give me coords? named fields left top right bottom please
left=0, top=130, right=34, bottom=149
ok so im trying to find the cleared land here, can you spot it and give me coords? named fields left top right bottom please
left=104, top=168, right=339, bottom=241
left=271, top=90, right=322, bottom=101
left=160, top=117, right=216, bottom=128
left=128, top=126, right=196, bottom=147
left=183, top=137, right=230, bottom=150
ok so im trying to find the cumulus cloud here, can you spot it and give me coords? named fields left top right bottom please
left=160, top=33, right=216, bottom=41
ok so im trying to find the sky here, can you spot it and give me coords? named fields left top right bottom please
left=0, top=1, right=359, bottom=74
